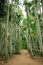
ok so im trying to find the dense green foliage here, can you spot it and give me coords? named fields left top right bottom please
left=0, top=0, right=43, bottom=60
left=0, top=0, right=7, bottom=17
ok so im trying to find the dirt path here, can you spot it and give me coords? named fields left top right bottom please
left=0, top=50, right=43, bottom=65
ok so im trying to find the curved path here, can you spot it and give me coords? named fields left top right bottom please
left=0, top=50, right=43, bottom=65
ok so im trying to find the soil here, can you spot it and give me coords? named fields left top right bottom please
left=0, top=50, right=43, bottom=65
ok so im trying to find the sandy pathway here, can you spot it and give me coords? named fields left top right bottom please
left=0, top=50, right=43, bottom=65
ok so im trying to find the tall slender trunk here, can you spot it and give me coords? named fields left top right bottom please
left=34, top=0, right=43, bottom=52
left=5, top=1, right=9, bottom=59
left=9, top=17, right=12, bottom=56
left=15, top=24, right=19, bottom=53
left=24, top=0, right=34, bottom=56
left=40, top=0, right=43, bottom=53
left=0, top=19, right=2, bottom=55
left=1, top=18, right=5, bottom=57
